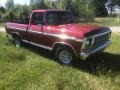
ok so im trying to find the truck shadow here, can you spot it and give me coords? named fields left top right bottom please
left=72, top=53, right=120, bottom=76
left=21, top=42, right=120, bottom=76
left=22, top=42, right=55, bottom=59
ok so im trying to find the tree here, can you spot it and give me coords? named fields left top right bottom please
left=30, top=0, right=47, bottom=9
left=106, top=0, right=120, bottom=14
left=92, top=0, right=108, bottom=16
left=5, top=0, right=15, bottom=9
left=45, top=0, right=95, bottom=21
left=107, top=0, right=120, bottom=20
left=14, top=4, right=31, bottom=21
left=0, top=7, right=5, bottom=13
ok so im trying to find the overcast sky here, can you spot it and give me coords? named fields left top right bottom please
left=0, top=0, right=30, bottom=6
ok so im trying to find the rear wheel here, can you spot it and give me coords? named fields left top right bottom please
left=55, top=47, right=75, bottom=65
left=14, top=37, right=22, bottom=48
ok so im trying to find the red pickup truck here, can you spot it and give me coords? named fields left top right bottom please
left=5, top=10, right=112, bottom=65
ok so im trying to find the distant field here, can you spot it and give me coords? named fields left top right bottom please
left=0, top=33, right=120, bottom=90
left=92, top=17, right=120, bottom=27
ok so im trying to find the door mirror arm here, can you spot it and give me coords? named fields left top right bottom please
left=37, top=24, right=44, bottom=30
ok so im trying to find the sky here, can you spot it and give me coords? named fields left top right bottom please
left=0, top=0, right=30, bottom=6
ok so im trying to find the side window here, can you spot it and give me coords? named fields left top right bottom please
left=32, top=13, right=45, bottom=25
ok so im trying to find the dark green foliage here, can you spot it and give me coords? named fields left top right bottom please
left=0, top=5, right=31, bottom=22
left=0, top=9, right=16, bottom=22
left=0, top=7, right=5, bottom=22
left=0, top=0, right=31, bottom=22
left=30, top=0, right=47, bottom=9
left=0, top=7, right=5, bottom=13
left=14, top=4, right=31, bottom=21
left=44, top=0, right=95, bottom=22
left=92, top=0, right=108, bottom=16
left=0, top=0, right=120, bottom=23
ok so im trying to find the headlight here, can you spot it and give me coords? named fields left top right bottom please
left=85, top=39, right=91, bottom=46
left=82, top=38, right=92, bottom=50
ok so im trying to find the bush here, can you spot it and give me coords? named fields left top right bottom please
left=0, top=5, right=31, bottom=22
left=45, top=0, right=95, bottom=22
left=0, top=9, right=15, bottom=22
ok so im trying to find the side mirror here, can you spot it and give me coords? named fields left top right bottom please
left=37, top=24, right=43, bottom=30
left=37, top=24, right=42, bottom=27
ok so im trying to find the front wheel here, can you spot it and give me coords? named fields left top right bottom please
left=55, top=47, right=75, bottom=65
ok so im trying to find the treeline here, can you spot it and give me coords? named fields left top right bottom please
left=0, top=0, right=31, bottom=22
left=0, top=0, right=120, bottom=23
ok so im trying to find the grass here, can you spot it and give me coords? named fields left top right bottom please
left=0, top=23, right=4, bottom=27
left=91, top=17, right=120, bottom=27
left=0, top=33, right=120, bottom=90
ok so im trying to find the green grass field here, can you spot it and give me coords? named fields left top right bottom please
left=0, top=23, right=4, bottom=27
left=92, top=18, right=120, bottom=27
left=0, top=33, right=120, bottom=90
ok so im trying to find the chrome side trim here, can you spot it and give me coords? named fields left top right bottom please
left=7, top=26, right=26, bottom=31
left=23, top=40, right=78, bottom=57
left=28, top=30, right=43, bottom=34
left=6, top=26, right=83, bottom=42
left=22, top=40, right=29, bottom=43
left=80, top=41, right=112, bottom=60
left=22, top=40, right=52, bottom=51
left=28, top=30, right=77, bottom=40
left=28, top=29, right=83, bottom=41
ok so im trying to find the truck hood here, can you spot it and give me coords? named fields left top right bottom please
left=47, top=23, right=106, bottom=39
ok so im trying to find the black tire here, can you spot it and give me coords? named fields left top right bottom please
left=55, top=47, right=75, bottom=65
left=14, top=37, right=22, bottom=48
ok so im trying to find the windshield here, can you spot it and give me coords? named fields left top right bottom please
left=46, top=11, right=75, bottom=25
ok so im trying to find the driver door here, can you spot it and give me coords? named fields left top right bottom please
left=28, top=12, right=45, bottom=45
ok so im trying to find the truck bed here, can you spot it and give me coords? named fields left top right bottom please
left=5, top=22, right=29, bottom=40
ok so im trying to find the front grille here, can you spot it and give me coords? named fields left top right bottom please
left=82, top=31, right=111, bottom=53
left=92, top=33, right=110, bottom=49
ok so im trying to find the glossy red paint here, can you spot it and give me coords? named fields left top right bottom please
left=5, top=22, right=28, bottom=39
left=5, top=10, right=111, bottom=58
left=45, top=24, right=102, bottom=39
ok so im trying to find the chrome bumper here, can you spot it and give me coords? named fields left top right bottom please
left=80, top=40, right=112, bottom=60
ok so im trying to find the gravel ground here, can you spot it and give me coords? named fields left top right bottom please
left=0, top=27, right=120, bottom=32
left=110, top=27, right=120, bottom=33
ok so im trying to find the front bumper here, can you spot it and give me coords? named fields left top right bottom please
left=80, top=40, right=112, bottom=60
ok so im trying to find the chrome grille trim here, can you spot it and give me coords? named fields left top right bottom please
left=86, top=31, right=111, bottom=39
left=80, top=41, right=112, bottom=60
left=81, top=30, right=111, bottom=52
left=94, top=31, right=111, bottom=37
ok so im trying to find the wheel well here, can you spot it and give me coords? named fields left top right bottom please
left=53, top=43, right=76, bottom=56
left=12, top=32, right=20, bottom=39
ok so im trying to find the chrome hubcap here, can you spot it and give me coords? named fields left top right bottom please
left=59, top=50, right=72, bottom=64
left=15, top=39, right=20, bottom=48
